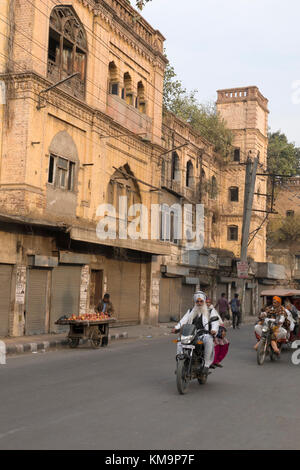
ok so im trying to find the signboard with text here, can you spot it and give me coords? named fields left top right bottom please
left=237, top=261, right=249, bottom=279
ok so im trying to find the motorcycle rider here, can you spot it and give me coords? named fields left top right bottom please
left=254, top=296, right=288, bottom=354
left=172, top=291, right=219, bottom=376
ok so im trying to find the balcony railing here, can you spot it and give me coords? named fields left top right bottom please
left=47, top=60, right=85, bottom=100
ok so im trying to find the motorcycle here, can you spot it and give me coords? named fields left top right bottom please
left=174, top=316, right=219, bottom=395
left=256, top=318, right=286, bottom=365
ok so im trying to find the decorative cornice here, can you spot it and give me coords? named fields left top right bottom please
left=94, top=1, right=166, bottom=70
left=0, top=72, right=156, bottom=154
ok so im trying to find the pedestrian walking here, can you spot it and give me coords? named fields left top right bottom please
left=230, top=293, right=241, bottom=329
left=215, top=293, right=230, bottom=322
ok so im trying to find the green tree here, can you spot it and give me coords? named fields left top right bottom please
left=267, top=131, right=299, bottom=176
left=268, top=215, right=300, bottom=243
left=135, top=0, right=151, bottom=8
left=163, top=62, right=233, bottom=159
left=163, top=61, right=187, bottom=110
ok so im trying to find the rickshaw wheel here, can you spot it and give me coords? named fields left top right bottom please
left=69, top=338, right=80, bottom=348
left=90, top=328, right=102, bottom=349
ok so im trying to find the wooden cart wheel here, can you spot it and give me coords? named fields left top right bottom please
left=69, top=338, right=80, bottom=348
left=90, top=328, right=102, bottom=349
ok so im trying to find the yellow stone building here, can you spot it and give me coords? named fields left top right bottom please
left=0, top=0, right=274, bottom=337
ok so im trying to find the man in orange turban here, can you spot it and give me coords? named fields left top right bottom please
left=254, top=296, right=288, bottom=354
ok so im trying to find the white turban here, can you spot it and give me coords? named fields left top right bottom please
left=194, top=291, right=206, bottom=303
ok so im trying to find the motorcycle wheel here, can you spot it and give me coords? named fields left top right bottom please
left=257, top=339, right=267, bottom=365
left=197, top=374, right=207, bottom=385
left=176, top=359, right=189, bottom=395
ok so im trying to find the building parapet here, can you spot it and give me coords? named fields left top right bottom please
left=217, top=86, right=269, bottom=113
left=98, top=0, right=166, bottom=59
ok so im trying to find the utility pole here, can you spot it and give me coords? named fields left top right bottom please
left=238, top=155, right=259, bottom=315
left=241, top=156, right=259, bottom=261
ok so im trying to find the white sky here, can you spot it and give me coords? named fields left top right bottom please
left=132, top=0, right=300, bottom=146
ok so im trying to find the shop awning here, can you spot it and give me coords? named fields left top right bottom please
left=260, top=289, right=300, bottom=297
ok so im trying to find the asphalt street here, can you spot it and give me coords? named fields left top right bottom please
left=0, top=325, right=299, bottom=450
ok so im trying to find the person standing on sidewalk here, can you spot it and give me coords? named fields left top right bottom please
left=215, top=293, right=230, bottom=322
left=230, top=294, right=241, bottom=329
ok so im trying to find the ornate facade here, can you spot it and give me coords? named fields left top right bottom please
left=0, top=0, right=271, bottom=336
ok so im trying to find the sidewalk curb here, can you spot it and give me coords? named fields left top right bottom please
left=5, top=332, right=129, bottom=356
left=3, top=318, right=256, bottom=357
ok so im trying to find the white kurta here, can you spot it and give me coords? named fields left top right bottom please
left=175, top=309, right=219, bottom=368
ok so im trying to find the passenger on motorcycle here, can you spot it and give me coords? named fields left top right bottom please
left=206, top=297, right=230, bottom=369
left=172, top=291, right=219, bottom=376
left=254, top=296, right=288, bottom=354
left=284, top=302, right=298, bottom=338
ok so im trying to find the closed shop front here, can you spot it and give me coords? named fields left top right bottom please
left=0, top=264, right=13, bottom=336
left=159, top=277, right=182, bottom=323
left=26, top=268, right=49, bottom=335
left=50, top=265, right=81, bottom=332
left=181, top=284, right=196, bottom=316
left=107, top=260, right=141, bottom=324
left=244, top=288, right=252, bottom=316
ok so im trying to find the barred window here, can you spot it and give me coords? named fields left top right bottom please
left=228, top=225, right=238, bottom=241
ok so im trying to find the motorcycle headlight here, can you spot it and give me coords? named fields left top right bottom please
left=181, top=335, right=194, bottom=345
left=262, top=326, right=268, bottom=333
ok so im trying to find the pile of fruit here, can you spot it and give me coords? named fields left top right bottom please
left=67, top=313, right=111, bottom=321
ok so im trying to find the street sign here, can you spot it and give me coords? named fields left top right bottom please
left=237, top=261, right=249, bottom=279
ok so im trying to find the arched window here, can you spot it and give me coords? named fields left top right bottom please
left=48, top=6, right=87, bottom=99
left=229, top=186, right=239, bottom=202
left=47, top=131, right=78, bottom=192
left=233, top=148, right=240, bottom=162
left=171, top=152, right=180, bottom=181
left=107, top=165, right=141, bottom=208
left=136, top=81, right=146, bottom=113
left=123, top=73, right=133, bottom=105
left=228, top=225, right=238, bottom=241
left=286, top=210, right=295, bottom=217
left=210, top=176, right=218, bottom=199
left=186, top=161, right=194, bottom=187
left=108, top=61, right=119, bottom=96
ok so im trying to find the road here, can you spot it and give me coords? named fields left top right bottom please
left=0, top=325, right=299, bottom=450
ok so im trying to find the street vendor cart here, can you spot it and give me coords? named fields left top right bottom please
left=55, top=316, right=116, bottom=349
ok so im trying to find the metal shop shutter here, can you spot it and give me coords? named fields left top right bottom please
left=26, top=269, right=48, bottom=335
left=244, top=288, right=252, bottom=316
left=50, top=265, right=81, bottom=332
left=107, top=260, right=141, bottom=324
left=181, top=284, right=195, bottom=317
left=0, top=264, right=13, bottom=336
left=159, top=278, right=182, bottom=323
left=120, top=262, right=141, bottom=323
